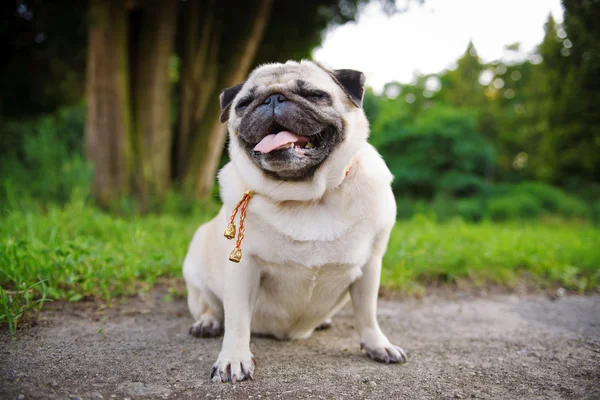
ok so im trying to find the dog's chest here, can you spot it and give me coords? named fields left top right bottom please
left=245, top=215, right=374, bottom=268
left=239, top=190, right=377, bottom=268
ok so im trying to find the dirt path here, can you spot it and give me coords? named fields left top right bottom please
left=1, top=290, right=599, bottom=400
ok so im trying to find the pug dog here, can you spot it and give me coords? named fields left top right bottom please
left=182, top=60, right=406, bottom=383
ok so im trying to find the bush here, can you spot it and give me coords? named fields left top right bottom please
left=488, top=193, right=543, bottom=220
left=515, top=182, right=588, bottom=217
left=487, top=182, right=590, bottom=220
left=437, top=172, right=489, bottom=198
left=454, top=197, right=487, bottom=221
left=394, top=183, right=590, bottom=222
left=374, top=105, right=495, bottom=199
left=394, top=197, right=418, bottom=220
left=395, top=196, right=487, bottom=222
left=592, top=201, right=600, bottom=224
left=0, top=105, right=90, bottom=210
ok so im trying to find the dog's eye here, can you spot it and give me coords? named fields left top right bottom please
left=304, top=90, right=330, bottom=102
left=235, top=97, right=253, bottom=111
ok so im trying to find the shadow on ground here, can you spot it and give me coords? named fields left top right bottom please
left=1, top=289, right=599, bottom=400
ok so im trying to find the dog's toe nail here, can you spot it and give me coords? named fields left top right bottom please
left=391, top=345, right=407, bottom=363
left=231, top=374, right=237, bottom=384
left=241, top=362, right=253, bottom=379
left=210, top=365, right=217, bottom=378
left=399, top=350, right=407, bottom=362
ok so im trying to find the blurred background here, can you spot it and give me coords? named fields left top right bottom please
left=0, top=0, right=598, bottom=220
left=1, top=0, right=599, bottom=330
left=0, top=0, right=600, bottom=221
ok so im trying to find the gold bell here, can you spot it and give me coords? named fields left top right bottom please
left=224, top=223, right=236, bottom=240
left=229, top=248, right=242, bottom=263
left=225, top=189, right=253, bottom=264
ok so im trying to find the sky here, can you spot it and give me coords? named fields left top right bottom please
left=313, top=0, right=564, bottom=92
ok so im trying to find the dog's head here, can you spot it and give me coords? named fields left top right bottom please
left=220, top=60, right=367, bottom=182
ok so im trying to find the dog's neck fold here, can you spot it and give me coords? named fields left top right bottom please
left=221, top=160, right=354, bottom=263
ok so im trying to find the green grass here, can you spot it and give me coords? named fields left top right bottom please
left=1, top=202, right=599, bottom=338
left=0, top=201, right=214, bottom=337
left=383, top=215, right=600, bottom=294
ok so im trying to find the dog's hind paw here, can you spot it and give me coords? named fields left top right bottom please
left=316, top=318, right=333, bottom=330
left=189, top=314, right=222, bottom=338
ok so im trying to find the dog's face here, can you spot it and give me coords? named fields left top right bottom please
left=220, top=61, right=366, bottom=181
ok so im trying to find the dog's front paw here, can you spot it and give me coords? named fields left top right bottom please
left=360, top=331, right=407, bottom=364
left=210, top=351, right=256, bottom=383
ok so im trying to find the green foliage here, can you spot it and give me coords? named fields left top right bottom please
left=395, top=182, right=592, bottom=222
left=375, top=9, right=598, bottom=192
left=0, top=104, right=222, bottom=216
left=487, top=193, right=542, bottom=221
left=545, top=1, right=600, bottom=184
left=383, top=216, right=600, bottom=294
left=487, top=10, right=600, bottom=186
left=367, top=11, right=598, bottom=221
left=435, top=41, right=486, bottom=108
left=485, top=182, right=588, bottom=221
left=510, top=182, right=589, bottom=217
left=374, top=104, right=494, bottom=199
left=592, top=200, right=600, bottom=224
left=0, top=105, right=91, bottom=210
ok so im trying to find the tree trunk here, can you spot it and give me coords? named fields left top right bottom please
left=87, top=0, right=275, bottom=204
left=85, top=0, right=132, bottom=208
left=131, top=1, right=178, bottom=205
left=176, top=0, right=212, bottom=178
left=179, top=0, right=274, bottom=199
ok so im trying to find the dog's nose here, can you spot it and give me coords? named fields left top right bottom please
left=263, top=93, right=288, bottom=106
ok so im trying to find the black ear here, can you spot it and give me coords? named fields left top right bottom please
left=333, top=69, right=366, bottom=108
left=219, top=82, right=245, bottom=123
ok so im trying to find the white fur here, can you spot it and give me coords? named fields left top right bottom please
left=182, top=60, right=406, bottom=383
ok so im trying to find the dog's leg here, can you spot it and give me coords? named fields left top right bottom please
left=350, top=232, right=407, bottom=364
left=187, top=285, right=223, bottom=338
left=211, top=257, right=260, bottom=383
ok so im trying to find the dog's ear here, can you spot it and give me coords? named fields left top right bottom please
left=332, top=69, right=366, bottom=108
left=219, top=82, right=245, bottom=123
left=312, top=61, right=366, bottom=108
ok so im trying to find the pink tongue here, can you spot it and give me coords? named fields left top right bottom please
left=253, top=131, right=307, bottom=153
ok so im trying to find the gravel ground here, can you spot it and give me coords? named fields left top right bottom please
left=1, top=289, right=599, bottom=400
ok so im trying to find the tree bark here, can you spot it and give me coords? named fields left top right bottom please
left=176, top=0, right=218, bottom=178
left=85, top=0, right=132, bottom=208
left=131, top=1, right=178, bottom=204
left=86, top=0, right=276, bottom=204
left=180, top=0, right=274, bottom=198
